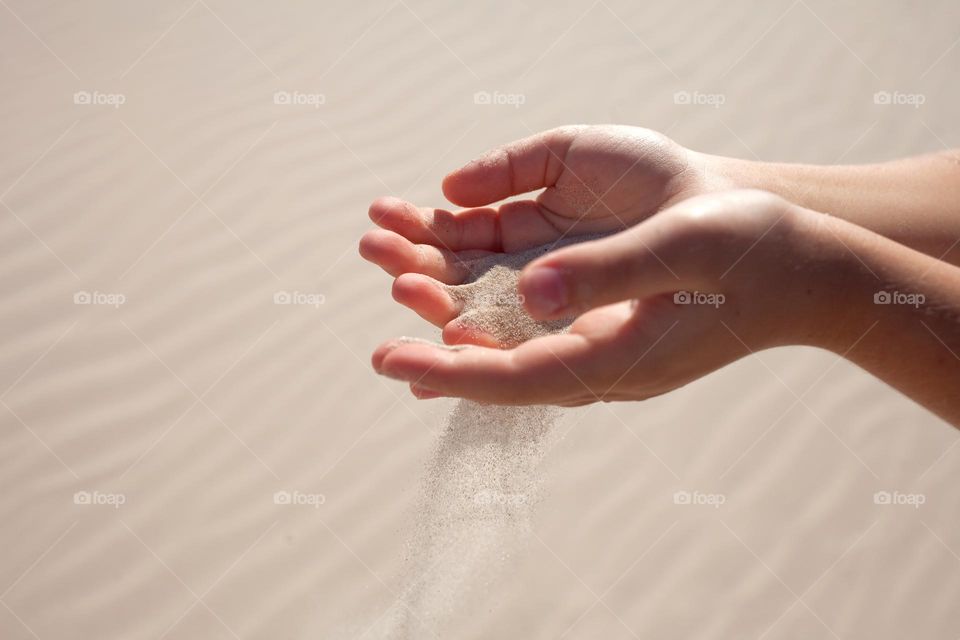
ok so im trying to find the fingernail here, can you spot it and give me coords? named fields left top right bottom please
left=379, top=367, right=405, bottom=381
left=411, top=384, right=443, bottom=400
left=523, top=267, right=567, bottom=315
left=372, top=341, right=404, bottom=374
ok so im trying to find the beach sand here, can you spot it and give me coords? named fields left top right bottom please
left=1, top=1, right=959, bottom=638
left=379, top=237, right=590, bottom=638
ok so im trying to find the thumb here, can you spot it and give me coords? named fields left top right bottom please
left=517, top=221, right=697, bottom=319
left=441, top=126, right=581, bottom=207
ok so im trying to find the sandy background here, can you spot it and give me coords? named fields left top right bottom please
left=1, top=0, right=959, bottom=638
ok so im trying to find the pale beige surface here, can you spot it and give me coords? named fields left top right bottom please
left=1, top=1, right=959, bottom=638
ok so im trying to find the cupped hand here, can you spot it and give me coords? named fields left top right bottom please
left=371, top=190, right=840, bottom=405
left=359, top=125, right=707, bottom=342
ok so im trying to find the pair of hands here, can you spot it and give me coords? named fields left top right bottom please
left=359, top=125, right=856, bottom=405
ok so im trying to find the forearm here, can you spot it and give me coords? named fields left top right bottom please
left=804, top=212, right=960, bottom=427
left=701, top=151, right=960, bottom=266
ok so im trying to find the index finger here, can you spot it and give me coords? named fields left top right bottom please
left=441, top=126, right=582, bottom=207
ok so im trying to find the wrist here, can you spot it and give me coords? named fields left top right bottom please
left=783, top=208, right=891, bottom=353
left=756, top=205, right=873, bottom=352
left=686, top=193, right=856, bottom=352
left=691, top=151, right=835, bottom=212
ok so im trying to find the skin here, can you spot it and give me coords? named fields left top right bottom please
left=359, top=126, right=960, bottom=426
left=704, top=151, right=960, bottom=266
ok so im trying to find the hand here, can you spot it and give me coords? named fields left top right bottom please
left=360, top=125, right=709, bottom=342
left=371, top=190, right=843, bottom=405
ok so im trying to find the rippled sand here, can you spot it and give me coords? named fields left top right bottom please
left=1, top=1, right=959, bottom=638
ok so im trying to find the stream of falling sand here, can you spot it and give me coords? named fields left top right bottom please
left=374, top=236, right=598, bottom=638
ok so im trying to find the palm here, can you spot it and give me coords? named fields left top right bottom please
left=531, top=125, right=693, bottom=235
left=371, top=191, right=804, bottom=405
left=359, top=125, right=698, bottom=342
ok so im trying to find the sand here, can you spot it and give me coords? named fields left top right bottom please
left=444, top=237, right=595, bottom=346
left=380, top=236, right=599, bottom=638
left=3, top=2, right=960, bottom=639
left=373, top=401, right=557, bottom=638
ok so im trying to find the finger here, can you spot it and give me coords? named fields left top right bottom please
left=442, top=126, right=581, bottom=207
left=517, top=215, right=702, bottom=319
left=371, top=340, right=400, bottom=373
left=441, top=319, right=501, bottom=348
left=358, top=228, right=470, bottom=283
left=375, top=333, right=596, bottom=405
left=369, top=197, right=565, bottom=253
left=392, top=273, right=462, bottom=327
left=368, top=196, right=501, bottom=251
left=390, top=273, right=504, bottom=344
left=556, top=395, right=597, bottom=408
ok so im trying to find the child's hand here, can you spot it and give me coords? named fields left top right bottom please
left=361, top=125, right=960, bottom=320
left=371, top=190, right=839, bottom=405
left=360, top=124, right=960, bottom=337
left=361, top=128, right=960, bottom=421
left=364, top=125, right=700, bottom=252
left=360, top=125, right=706, bottom=337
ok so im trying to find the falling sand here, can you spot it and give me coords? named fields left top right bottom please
left=372, top=235, right=600, bottom=638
